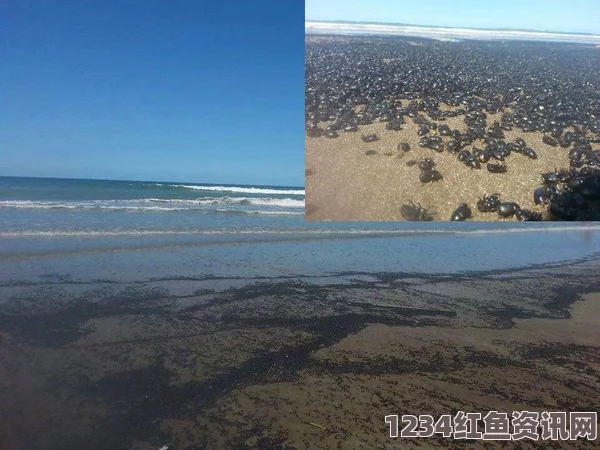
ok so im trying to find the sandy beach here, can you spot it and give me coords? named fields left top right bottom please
left=1, top=255, right=599, bottom=449
left=305, top=115, right=572, bottom=222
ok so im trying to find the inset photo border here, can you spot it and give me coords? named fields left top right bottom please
left=305, top=31, right=600, bottom=222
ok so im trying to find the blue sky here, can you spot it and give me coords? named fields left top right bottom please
left=0, top=1, right=304, bottom=186
left=306, top=0, right=600, bottom=34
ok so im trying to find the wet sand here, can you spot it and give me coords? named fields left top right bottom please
left=305, top=117, right=571, bottom=221
left=1, top=257, right=600, bottom=449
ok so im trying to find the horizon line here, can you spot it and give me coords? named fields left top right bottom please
left=0, top=174, right=305, bottom=189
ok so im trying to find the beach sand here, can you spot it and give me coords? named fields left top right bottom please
left=305, top=114, right=572, bottom=221
left=1, top=257, right=599, bottom=449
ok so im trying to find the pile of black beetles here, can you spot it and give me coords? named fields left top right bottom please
left=306, top=35, right=600, bottom=221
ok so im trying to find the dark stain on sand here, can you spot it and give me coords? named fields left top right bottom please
left=2, top=256, right=600, bottom=448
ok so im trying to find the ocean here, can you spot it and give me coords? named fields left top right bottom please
left=1, top=176, right=600, bottom=280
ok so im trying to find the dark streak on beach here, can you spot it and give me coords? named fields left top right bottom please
left=1, top=257, right=600, bottom=449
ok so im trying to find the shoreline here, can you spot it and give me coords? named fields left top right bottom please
left=1, top=256, right=600, bottom=448
left=305, top=22, right=600, bottom=45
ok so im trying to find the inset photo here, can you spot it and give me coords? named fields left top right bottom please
left=305, top=8, right=600, bottom=222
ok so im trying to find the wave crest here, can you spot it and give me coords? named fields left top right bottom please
left=165, top=184, right=305, bottom=195
left=0, top=197, right=305, bottom=210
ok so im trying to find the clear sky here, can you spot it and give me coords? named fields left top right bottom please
left=306, top=0, right=600, bottom=34
left=0, top=1, right=304, bottom=186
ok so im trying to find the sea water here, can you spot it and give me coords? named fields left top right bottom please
left=1, top=176, right=600, bottom=284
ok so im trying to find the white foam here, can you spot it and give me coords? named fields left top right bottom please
left=457, top=225, right=600, bottom=234
left=215, top=208, right=304, bottom=216
left=167, top=184, right=305, bottom=196
left=144, top=197, right=305, bottom=208
left=0, top=197, right=305, bottom=210
left=0, top=200, right=188, bottom=212
left=2, top=225, right=600, bottom=238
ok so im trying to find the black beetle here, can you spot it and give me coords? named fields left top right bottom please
left=487, top=162, right=507, bottom=173
left=361, top=133, right=379, bottom=143
left=543, top=136, right=558, bottom=147
left=401, top=201, right=434, bottom=221
left=420, top=169, right=443, bottom=183
left=516, top=209, right=543, bottom=221
left=498, top=202, right=520, bottom=218
left=397, top=142, right=411, bottom=152
left=450, top=203, right=472, bottom=221
left=477, top=193, right=501, bottom=212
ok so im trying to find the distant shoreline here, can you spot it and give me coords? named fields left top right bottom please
left=305, top=20, right=600, bottom=45
left=306, top=19, right=597, bottom=36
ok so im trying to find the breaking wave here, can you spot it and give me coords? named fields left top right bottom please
left=0, top=197, right=305, bottom=211
left=163, top=184, right=305, bottom=196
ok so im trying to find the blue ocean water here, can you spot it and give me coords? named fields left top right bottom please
left=1, top=176, right=600, bottom=280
